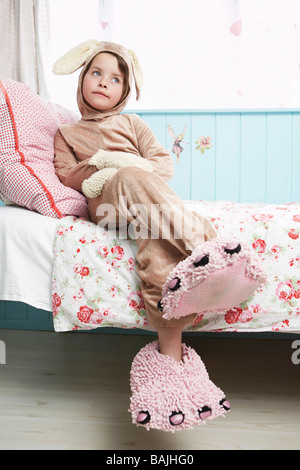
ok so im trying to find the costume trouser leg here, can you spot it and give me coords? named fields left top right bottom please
left=87, top=167, right=266, bottom=431
left=87, top=167, right=216, bottom=329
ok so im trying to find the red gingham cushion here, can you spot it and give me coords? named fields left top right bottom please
left=0, top=79, right=89, bottom=219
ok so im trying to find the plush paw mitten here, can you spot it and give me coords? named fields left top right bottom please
left=82, top=167, right=118, bottom=198
left=129, top=341, right=230, bottom=432
left=159, top=239, right=267, bottom=321
left=88, top=148, right=153, bottom=172
left=82, top=149, right=153, bottom=198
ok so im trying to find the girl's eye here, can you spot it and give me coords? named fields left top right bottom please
left=92, top=71, right=101, bottom=77
left=112, top=77, right=120, bottom=83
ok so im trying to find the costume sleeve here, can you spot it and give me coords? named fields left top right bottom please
left=134, top=116, right=174, bottom=182
left=54, top=129, right=97, bottom=193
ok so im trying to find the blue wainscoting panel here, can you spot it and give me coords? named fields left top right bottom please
left=191, top=113, right=216, bottom=200
left=215, top=113, right=241, bottom=202
left=266, top=113, right=293, bottom=203
left=136, top=109, right=300, bottom=203
left=240, top=113, right=267, bottom=203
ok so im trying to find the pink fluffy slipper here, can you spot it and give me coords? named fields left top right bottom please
left=159, top=239, right=267, bottom=321
left=129, top=341, right=230, bottom=432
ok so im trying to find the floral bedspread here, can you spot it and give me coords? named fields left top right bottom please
left=52, top=200, right=300, bottom=333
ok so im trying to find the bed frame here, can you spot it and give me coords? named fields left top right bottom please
left=1, top=108, right=300, bottom=333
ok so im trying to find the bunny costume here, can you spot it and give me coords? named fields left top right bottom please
left=53, top=40, right=218, bottom=329
left=53, top=40, right=265, bottom=330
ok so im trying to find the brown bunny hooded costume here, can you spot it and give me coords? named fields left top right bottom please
left=53, top=40, right=173, bottom=192
left=53, top=40, right=216, bottom=329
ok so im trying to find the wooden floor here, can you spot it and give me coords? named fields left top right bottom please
left=0, top=329, right=299, bottom=450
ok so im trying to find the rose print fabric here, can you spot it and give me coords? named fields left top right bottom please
left=185, top=200, right=300, bottom=333
left=52, top=216, right=155, bottom=332
left=52, top=200, right=300, bottom=333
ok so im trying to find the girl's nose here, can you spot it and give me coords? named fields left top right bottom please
left=99, top=78, right=108, bottom=88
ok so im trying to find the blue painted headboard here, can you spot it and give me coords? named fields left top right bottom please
left=137, top=109, right=300, bottom=203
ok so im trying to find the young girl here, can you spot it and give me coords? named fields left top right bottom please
left=53, top=40, right=266, bottom=431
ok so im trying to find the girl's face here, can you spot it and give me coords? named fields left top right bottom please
left=82, top=52, right=124, bottom=111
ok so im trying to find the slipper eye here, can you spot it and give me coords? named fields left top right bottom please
left=224, top=243, right=241, bottom=255
left=167, top=277, right=181, bottom=291
left=137, top=410, right=151, bottom=425
left=193, top=254, right=209, bottom=267
left=169, top=411, right=184, bottom=426
left=198, top=405, right=212, bottom=420
left=220, top=398, right=231, bottom=411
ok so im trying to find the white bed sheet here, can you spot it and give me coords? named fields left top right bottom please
left=0, top=206, right=59, bottom=311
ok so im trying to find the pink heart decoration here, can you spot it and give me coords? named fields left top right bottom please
left=230, top=19, right=242, bottom=36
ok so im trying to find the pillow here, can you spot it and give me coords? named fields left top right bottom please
left=0, top=79, right=89, bottom=219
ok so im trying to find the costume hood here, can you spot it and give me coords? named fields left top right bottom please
left=53, top=39, right=143, bottom=120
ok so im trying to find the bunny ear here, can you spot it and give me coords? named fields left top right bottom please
left=53, top=39, right=102, bottom=75
left=128, top=49, right=143, bottom=100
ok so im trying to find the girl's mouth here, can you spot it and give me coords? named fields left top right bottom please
left=93, top=91, right=108, bottom=98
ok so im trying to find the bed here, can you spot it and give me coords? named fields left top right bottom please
left=1, top=200, right=299, bottom=335
left=0, top=78, right=299, bottom=336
